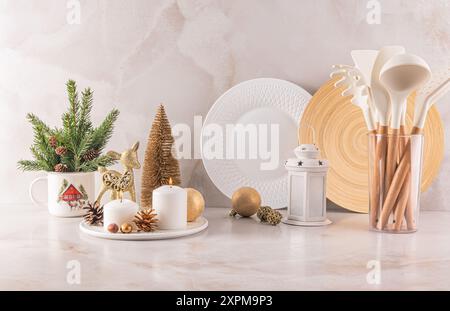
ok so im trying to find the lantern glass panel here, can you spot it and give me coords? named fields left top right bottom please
left=308, top=174, right=324, bottom=218
left=290, top=174, right=305, bottom=217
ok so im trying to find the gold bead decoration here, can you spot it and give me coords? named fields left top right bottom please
left=107, top=223, right=119, bottom=233
left=120, top=223, right=133, bottom=234
left=230, top=187, right=261, bottom=217
left=186, top=188, right=205, bottom=222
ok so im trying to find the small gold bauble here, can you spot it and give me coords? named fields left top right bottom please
left=186, top=188, right=205, bottom=222
left=120, top=223, right=133, bottom=234
left=107, top=223, right=119, bottom=233
left=231, top=187, right=261, bottom=217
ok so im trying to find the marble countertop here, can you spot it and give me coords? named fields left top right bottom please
left=1, top=204, right=449, bottom=290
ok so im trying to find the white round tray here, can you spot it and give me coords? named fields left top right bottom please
left=79, top=217, right=208, bottom=240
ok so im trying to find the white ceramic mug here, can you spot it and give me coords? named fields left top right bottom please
left=29, top=172, right=96, bottom=217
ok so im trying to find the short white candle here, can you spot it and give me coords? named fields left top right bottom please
left=152, top=184, right=187, bottom=230
left=103, top=199, right=139, bottom=230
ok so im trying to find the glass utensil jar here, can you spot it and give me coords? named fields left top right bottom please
left=368, top=133, right=424, bottom=233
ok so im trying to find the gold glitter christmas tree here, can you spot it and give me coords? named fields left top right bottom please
left=140, top=104, right=181, bottom=208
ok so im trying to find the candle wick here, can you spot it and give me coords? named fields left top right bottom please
left=119, top=191, right=124, bottom=203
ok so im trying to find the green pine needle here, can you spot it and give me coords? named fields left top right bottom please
left=79, top=87, right=93, bottom=135
left=90, top=108, right=120, bottom=152
left=17, top=160, right=45, bottom=171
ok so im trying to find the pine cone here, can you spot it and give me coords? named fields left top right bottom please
left=83, top=202, right=103, bottom=225
left=55, top=146, right=67, bottom=156
left=257, top=206, right=282, bottom=225
left=257, top=206, right=272, bottom=221
left=265, top=210, right=282, bottom=226
left=134, top=209, right=158, bottom=232
left=82, top=149, right=99, bottom=161
left=54, top=163, right=68, bottom=172
left=49, top=135, right=58, bottom=148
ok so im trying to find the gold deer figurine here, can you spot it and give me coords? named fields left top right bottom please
left=96, top=142, right=141, bottom=203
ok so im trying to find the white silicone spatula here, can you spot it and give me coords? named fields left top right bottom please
left=351, top=50, right=378, bottom=87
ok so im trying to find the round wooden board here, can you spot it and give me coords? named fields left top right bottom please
left=299, top=79, right=445, bottom=213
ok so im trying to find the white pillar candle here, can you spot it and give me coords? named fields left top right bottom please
left=152, top=185, right=187, bottom=230
left=103, top=199, right=139, bottom=230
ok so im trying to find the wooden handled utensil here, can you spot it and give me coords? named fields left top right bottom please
left=378, top=54, right=431, bottom=229
left=384, top=67, right=449, bottom=230
left=330, top=65, right=379, bottom=226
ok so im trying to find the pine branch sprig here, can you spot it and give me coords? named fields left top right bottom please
left=17, top=160, right=45, bottom=171
left=26, top=113, right=52, bottom=134
left=90, top=108, right=120, bottom=152
left=77, top=132, right=94, bottom=159
left=29, top=146, right=52, bottom=171
left=78, top=88, right=93, bottom=135
left=66, top=80, right=80, bottom=129
left=25, top=113, right=59, bottom=170
left=18, top=80, right=119, bottom=173
left=78, top=155, right=116, bottom=172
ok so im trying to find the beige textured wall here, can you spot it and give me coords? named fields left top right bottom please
left=1, top=0, right=449, bottom=210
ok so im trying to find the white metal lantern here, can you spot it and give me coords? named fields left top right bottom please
left=282, top=144, right=331, bottom=226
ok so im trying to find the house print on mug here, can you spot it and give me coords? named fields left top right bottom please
left=58, top=179, right=88, bottom=209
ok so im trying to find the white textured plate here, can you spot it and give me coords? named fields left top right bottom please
left=79, top=217, right=208, bottom=240
left=202, top=78, right=311, bottom=209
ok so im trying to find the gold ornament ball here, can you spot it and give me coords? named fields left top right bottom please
left=231, top=187, right=261, bottom=217
left=186, top=188, right=205, bottom=222
left=120, top=223, right=133, bottom=234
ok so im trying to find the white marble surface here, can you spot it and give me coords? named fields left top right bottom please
left=1, top=204, right=450, bottom=290
left=1, top=0, right=449, bottom=210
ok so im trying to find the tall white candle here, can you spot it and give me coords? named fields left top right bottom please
left=152, top=184, right=187, bottom=230
left=103, top=199, right=139, bottom=230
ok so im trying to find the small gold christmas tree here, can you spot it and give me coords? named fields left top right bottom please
left=141, top=104, right=181, bottom=208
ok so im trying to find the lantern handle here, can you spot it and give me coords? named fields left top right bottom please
left=297, top=123, right=316, bottom=145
